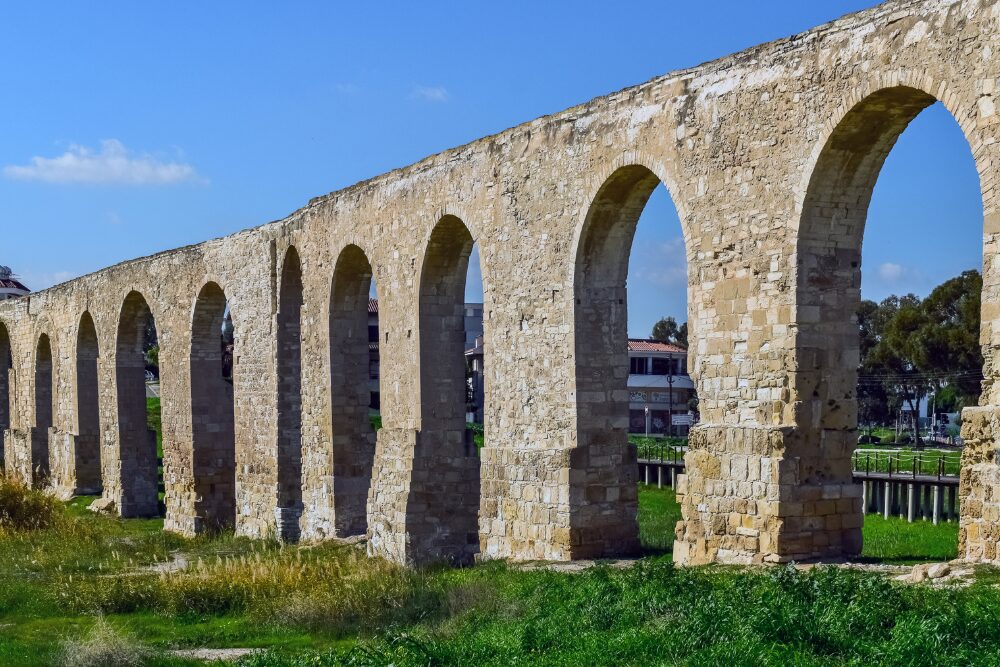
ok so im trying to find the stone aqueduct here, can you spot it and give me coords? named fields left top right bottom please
left=1, top=0, right=999, bottom=566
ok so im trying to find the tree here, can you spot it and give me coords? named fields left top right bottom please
left=651, top=316, right=688, bottom=348
left=857, top=270, right=984, bottom=443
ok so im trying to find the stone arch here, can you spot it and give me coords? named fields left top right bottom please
left=33, top=332, right=54, bottom=483
left=115, top=290, right=161, bottom=517
left=793, top=84, right=985, bottom=560
left=0, top=321, right=11, bottom=467
left=570, top=162, right=687, bottom=557
left=410, top=213, right=482, bottom=564
left=190, top=281, right=236, bottom=531
left=276, top=245, right=304, bottom=540
left=74, top=311, right=102, bottom=494
left=328, top=243, right=377, bottom=536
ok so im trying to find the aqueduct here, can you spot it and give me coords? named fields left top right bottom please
left=2, top=0, right=999, bottom=565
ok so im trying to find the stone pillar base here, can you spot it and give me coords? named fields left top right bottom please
left=567, top=438, right=640, bottom=559
left=3, top=428, right=31, bottom=483
left=959, top=406, right=1000, bottom=562
left=479, top=447, right=574, bottom=561
left=367, top=427, right=479, bottom=566
left=2, top=427, right=50, bottom=487
left=674, top=424, right=862, bottom=566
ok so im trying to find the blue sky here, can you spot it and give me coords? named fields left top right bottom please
left=0, top=2, right=982, bottom=338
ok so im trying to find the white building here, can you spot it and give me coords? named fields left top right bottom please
left=627, top=338, right=695, bottom=436
left=0, top=266, right=29, bottom=301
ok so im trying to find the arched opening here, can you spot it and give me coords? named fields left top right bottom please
left=75, top=312, right=102, bottom=494
left=414, top=214, right=482, bottom=564
left=796, top=86, right=983, bottom=560
left=190, top=282, right=236, bottom=531
left=0, top=322, right=11, bottom=468
left=116, top=291, right=161, bottom=517
left=276, top=246, right=303, bottom=541
left=33, top=333, right=53, bottom=484
left=328, top=245, right=377, bottom=536
left=573, top=164, right=689, bottom=558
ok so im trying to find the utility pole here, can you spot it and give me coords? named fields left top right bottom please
left=667, top=357, right=675, bottom=438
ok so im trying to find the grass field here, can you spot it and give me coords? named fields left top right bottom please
left=0, top=475, right=976, bottom=666
left=0, top=405, right=970, bottom=664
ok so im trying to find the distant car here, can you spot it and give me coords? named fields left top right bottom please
left=145, top=370, right=155, bottom=382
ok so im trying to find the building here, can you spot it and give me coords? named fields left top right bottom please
left=368, top=298, right=380, bottom=411
left=463, top=336, right=697, bottom=433
left=367, top=299, right=483, bottom=414
left=0, top=266, right=29, bottom=301
left=627, top=339, right=695, bottom=437
left=463, top=303, right=483, bottom=349
left=465, top=336, right=485, bottom=423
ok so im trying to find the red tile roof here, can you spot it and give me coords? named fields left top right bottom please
left=627, top=338, right=686, bottom=353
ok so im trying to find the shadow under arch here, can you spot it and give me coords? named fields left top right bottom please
left=410, top=213, right=482, bottom=565
left=75, top=311, right=102, bottom=494
left=0, top=321, right=12, bottom=468
left=328, top=243, right=377, bottom=537
left=793, top=85, right=985, bottom=560
left=571, top=163, right=687, bottom=558
left=190, top=281, right=236, bottom=531
left=115, top=290, right=161, bottom=517
left=275, top=246, right=304, bottom=541
left=33, top=332, right=54, bottom=484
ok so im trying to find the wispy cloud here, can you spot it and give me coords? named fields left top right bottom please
left=877, top=262, right=904, bottom=282
left=410, top=85, right=449, bottom=103
left=334, top=83, right=359, bottom=95
left=4, top=139, right=202, bottom=186
left=632, top=237, right=688, bottom=287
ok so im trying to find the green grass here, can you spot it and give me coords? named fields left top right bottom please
left=147, top=396, right=163, bottom=457
left=0, top=469, right=981, bottom=665
left=637, top=484, right=681, bottom=553
left=861, top=513, right=959, bottom=564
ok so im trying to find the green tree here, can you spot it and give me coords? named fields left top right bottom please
left=857, top=270, right=983, bottom=443
left=651, top=317, right=688, bottom=348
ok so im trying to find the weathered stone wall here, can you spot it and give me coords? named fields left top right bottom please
left=0, top=0, right=998, bottom=566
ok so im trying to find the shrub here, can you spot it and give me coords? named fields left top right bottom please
left=0, top=473, right=62, bottom=534
left=59, top=617, right=155, bottom=667
left=61, top=543, right=449, bottom=636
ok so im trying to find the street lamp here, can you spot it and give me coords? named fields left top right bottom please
left=667, top=360, right=675, bottom=438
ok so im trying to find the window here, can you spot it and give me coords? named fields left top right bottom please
left=651, top=358, right=670, bottom=375
left=629, top=357, right=646, bottom=375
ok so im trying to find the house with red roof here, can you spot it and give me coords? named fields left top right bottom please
left=627, top=338, right=695, bottom=436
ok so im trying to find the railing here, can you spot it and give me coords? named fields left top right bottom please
left=632, top=438, right=686, bottom=465
left=851, top=449, right=961, bottom=479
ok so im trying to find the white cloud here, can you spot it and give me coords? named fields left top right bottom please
left=4, top=139, right=201, bottom=185
left=878, top=262, right=904, bottom=282
left=411, top=85, right=449, bottom=103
